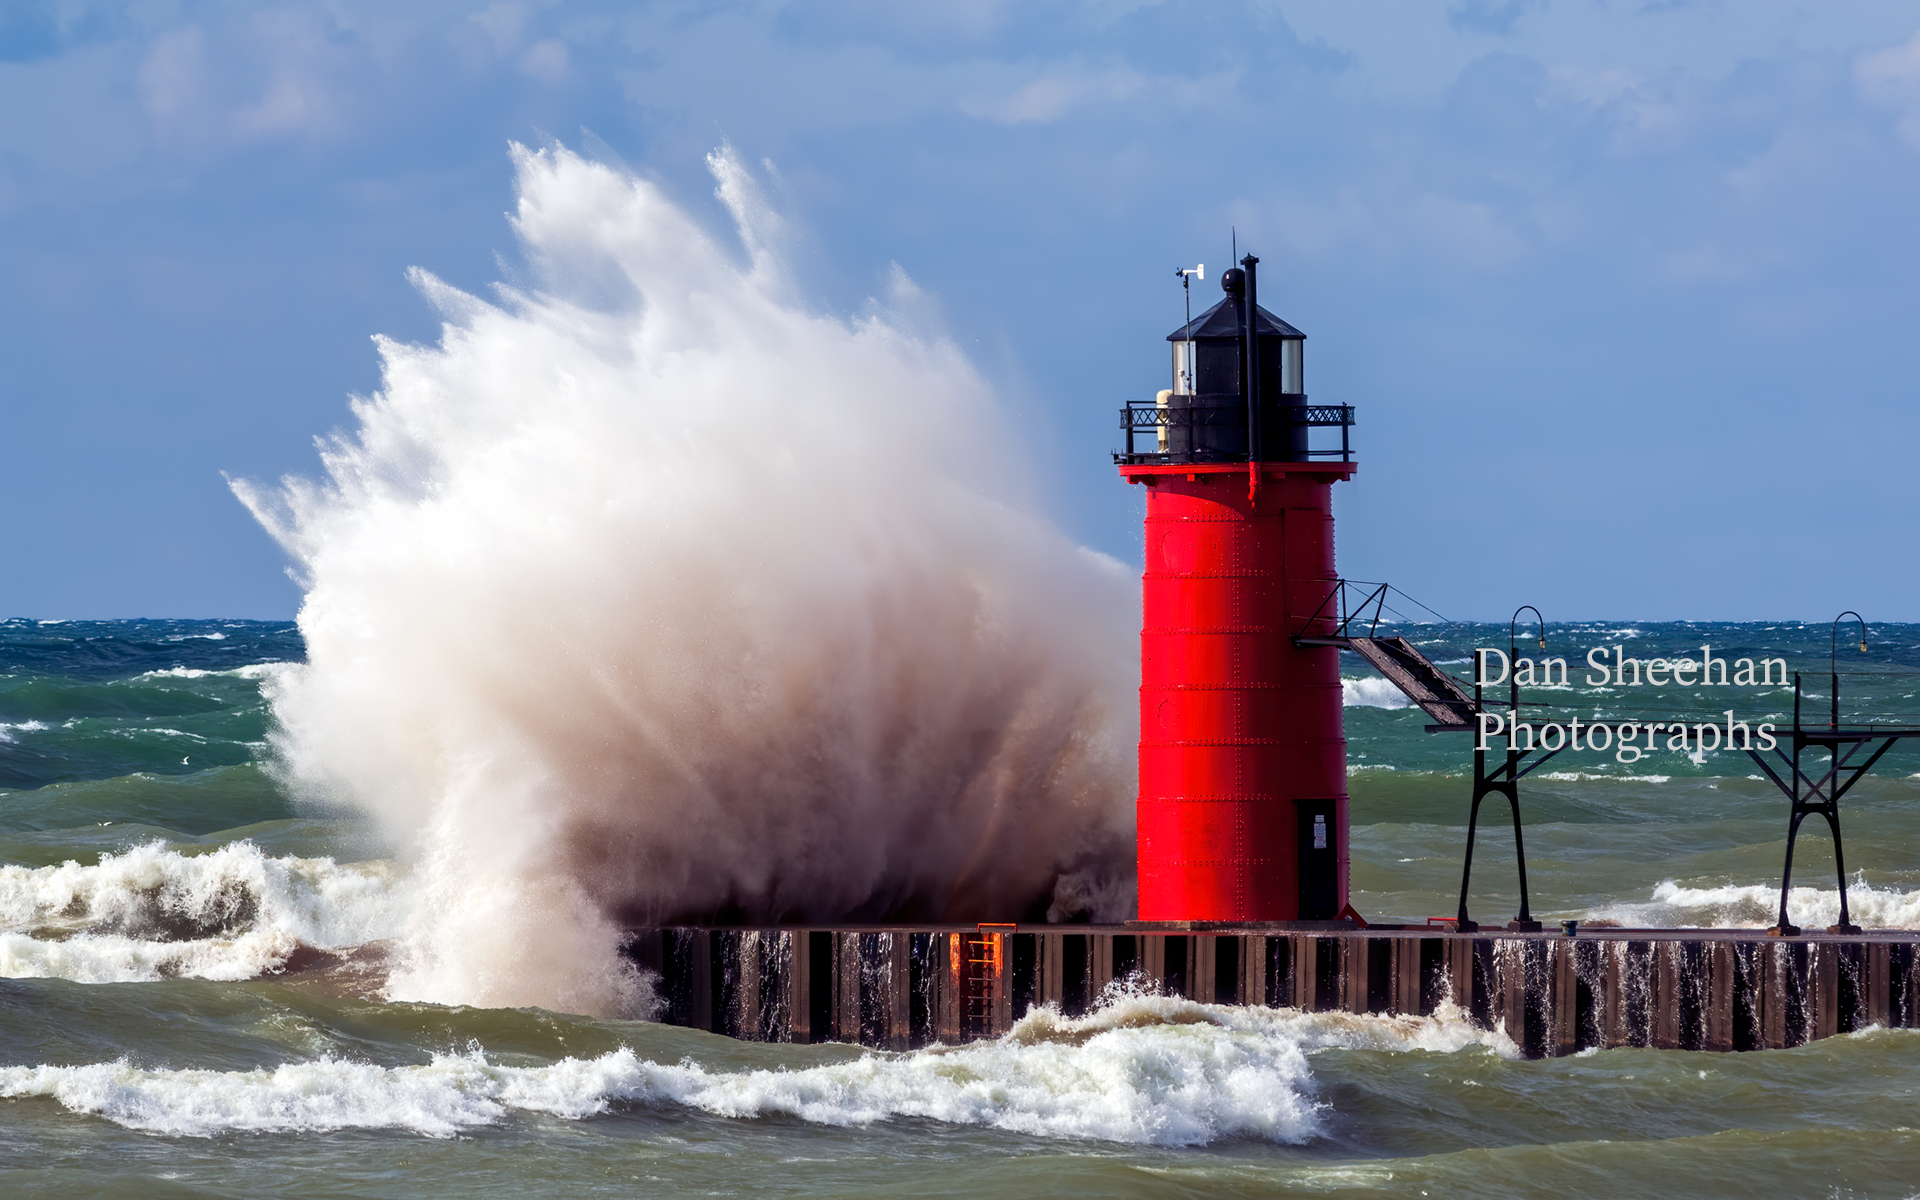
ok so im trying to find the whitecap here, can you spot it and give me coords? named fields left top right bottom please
left=1342, top=677, right=1410, bottom=709
left=0, top=841, right=405, bottom=983
left=0, top=992, right=1509, bottom=1142
left=1583, top=878, right=1920, bottom=929
left=233, top=662, right=298, bottom=680
left=135, top=662, right=297, bottom=683
left=1537, top=771, right=1673, bottom=783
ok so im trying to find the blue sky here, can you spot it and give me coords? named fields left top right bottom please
left=5, top=0, right=1920, bottom=620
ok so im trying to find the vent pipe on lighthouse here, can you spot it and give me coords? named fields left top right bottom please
left=1115, top=255, right=1358, bottom=923
left=1232, top=257, right=1261, bottom=469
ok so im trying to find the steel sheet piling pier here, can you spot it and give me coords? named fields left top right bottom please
left=626, top=925, right=1920, bottom=1057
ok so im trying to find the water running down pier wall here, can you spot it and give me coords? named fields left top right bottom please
left=630, top=926, right=1920, bottom=1056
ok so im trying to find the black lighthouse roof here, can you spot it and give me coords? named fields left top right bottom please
left=1168, top=296, right=1305, bottom=342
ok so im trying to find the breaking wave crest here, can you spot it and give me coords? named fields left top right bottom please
left=0, top=992, right=1508, bottom=1143
left=0, top=841, right=403, bottom=982
left=1342, top=677, right=1411, bottom=709
left=1582, top=878, right=1920, bottom=929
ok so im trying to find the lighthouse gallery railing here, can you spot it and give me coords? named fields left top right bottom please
left=1116, top=400, right=1354, bottom=465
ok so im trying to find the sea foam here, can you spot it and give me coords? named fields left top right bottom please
left=1582, top=878, right=1920, bottom=929
left=0, top=994, right=1508, bottom=1143
left=1343, top=676, right=1411, bottom=709
left=0, top=841, right=403, bottom=983
left=234, top=143, right=1138, bottom=1017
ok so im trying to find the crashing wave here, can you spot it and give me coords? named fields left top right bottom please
left=0, top=841, right=403, bottom=983
left=233, top=142, right=1139, bottom=1016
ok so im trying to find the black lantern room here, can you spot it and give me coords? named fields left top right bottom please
left=1117, top=256, right=1352, bottom=465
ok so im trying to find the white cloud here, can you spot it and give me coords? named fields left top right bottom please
left=470, top=1, right=532, bottom=56
left=1244, top=185, right=1532, bottom=274
left=520, top=38, right=568, bottom=84
left=958, top=63, right=1145, bottom=123
left=1408, top=191, right=1527, bottom=268
left=1546, top=63, right=1640, bottom=108
left=137, top=25, right=209, bottom=127
left=233, top=49, right=338, bottom=136
left=137, top=14, right=355, bottom=146
left=1857, top=28, right=1920, bottom=147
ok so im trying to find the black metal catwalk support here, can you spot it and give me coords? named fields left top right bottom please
left=1743, top=669, right=1919, bottom=936
left=1456, top=608, right=1564, bottom=933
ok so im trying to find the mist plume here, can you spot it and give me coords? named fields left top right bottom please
left=234, top=144, right=1138, bottom=1016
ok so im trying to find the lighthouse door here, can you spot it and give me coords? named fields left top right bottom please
left=1296, top=799, right=1340, bottom=919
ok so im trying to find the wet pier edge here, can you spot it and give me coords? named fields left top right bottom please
left=623, top=925, right=1920, bottom=1057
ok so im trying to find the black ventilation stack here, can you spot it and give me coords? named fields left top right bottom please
left=1157, top=256, right=1308, bottom=463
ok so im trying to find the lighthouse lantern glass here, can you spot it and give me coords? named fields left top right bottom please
left=1281, top=339, right=1303, bottom=395
left=1172, top=340, right=1196, bottom=396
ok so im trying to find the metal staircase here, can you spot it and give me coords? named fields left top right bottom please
left=1292, top=580, right=1481, bottom=729
left=1343, top=636, right=1479, bottom=729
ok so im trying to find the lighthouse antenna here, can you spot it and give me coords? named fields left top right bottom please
left=1175, top=264, right=1205, bottom=394
left=1176, top=268, right=1192, bottom=394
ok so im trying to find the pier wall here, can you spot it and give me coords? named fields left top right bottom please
left=624, top=926, right=1920, bottom=1056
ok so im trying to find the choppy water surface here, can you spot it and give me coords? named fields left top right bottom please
left=4, top=617, right=1920, bottom=1197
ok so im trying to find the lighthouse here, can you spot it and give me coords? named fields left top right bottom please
left=1117, top=256, right=1357, bottom=923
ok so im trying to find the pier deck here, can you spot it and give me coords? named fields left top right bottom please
left=625, top=924, right=1920, bottom=1057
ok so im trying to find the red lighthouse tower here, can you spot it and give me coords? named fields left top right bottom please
left=1117, top=257, right=1356, bottom=923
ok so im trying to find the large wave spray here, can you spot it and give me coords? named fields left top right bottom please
left=235, top=144, right=1138, bottom=1016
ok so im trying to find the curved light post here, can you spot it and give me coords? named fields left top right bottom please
left=1458, top=605, right=1548, bottom=932
left=1831, top=611, right=1867, bottom=729
left=1510, top=605, right=1545, bottom=664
